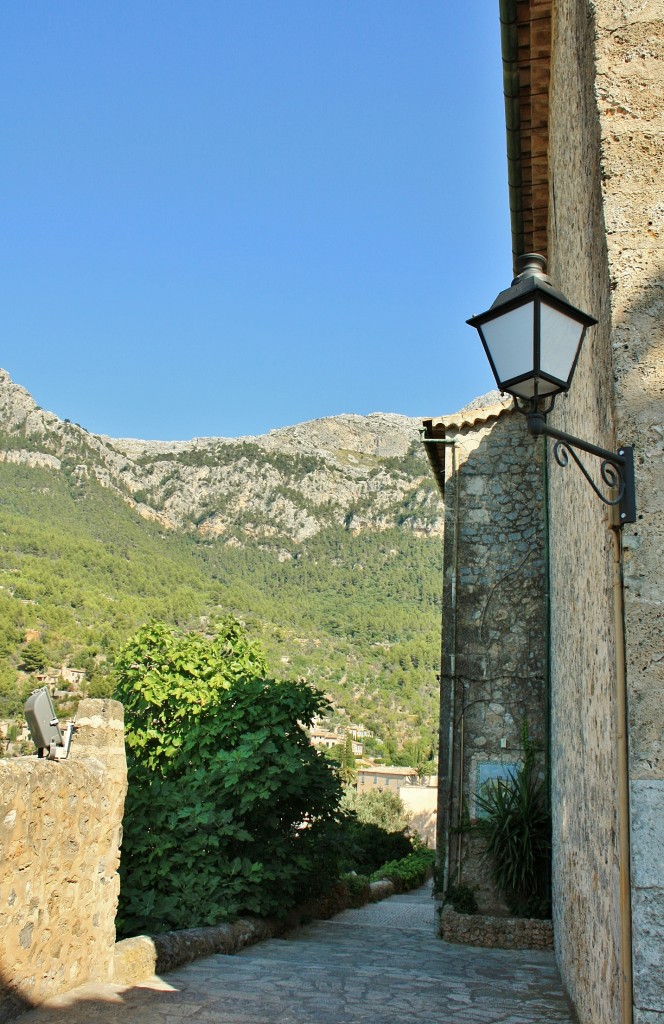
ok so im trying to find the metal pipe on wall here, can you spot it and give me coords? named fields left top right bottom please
left=422, top=432, right=458, bottom=896
left=611, top=525, right=633, bottom=1024
left=443, top=440, right=460, bottom=893
left=457, top=708, right=464, bottom=883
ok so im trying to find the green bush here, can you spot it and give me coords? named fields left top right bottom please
left=371, top=848, right=435, bottom=891
left=340, top=872, right=371, bottom=908
left=336, top=817, right=415, bottom=876
left=115, top=619, right=343, bottom=936
left=334, top=788, right=416, bottom=877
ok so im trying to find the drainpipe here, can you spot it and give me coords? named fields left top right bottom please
left=446, top=440, right=460, bottom=892
left=611, top=526, right=633, bottom=1024
left=541, top=438, right=552, bottom=904
left=457, top=703, right=464, bottom=883
left=421, top=432, right=458, bottom=896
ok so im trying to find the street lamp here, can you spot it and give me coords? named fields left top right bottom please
left=467, top=254, right=636, bottom=525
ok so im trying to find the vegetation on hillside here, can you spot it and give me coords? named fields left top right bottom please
left=0, top=459, right=442, bottom=754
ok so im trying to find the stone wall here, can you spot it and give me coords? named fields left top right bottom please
left=438, top=905, right=554, bottom=951
left=595, top=4, right=664, bottom=1020
left=423, top=406, right=548, bottom=915
left=547, top=2, right=664, bottom=1022
left=0, top=699, right=127, bottom=1020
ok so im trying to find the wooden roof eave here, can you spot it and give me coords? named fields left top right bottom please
left=499, top=0, right=552, bottom=271
left=420, top=422, right=448, bottom=498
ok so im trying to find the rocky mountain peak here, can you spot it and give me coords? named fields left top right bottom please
left=0, top=370, right=443, bottom=543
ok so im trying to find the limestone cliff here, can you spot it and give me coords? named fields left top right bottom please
left=0, top=369, right=442, bottom=543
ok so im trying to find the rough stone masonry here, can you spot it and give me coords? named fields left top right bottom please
left=0, top=699, right=127, bottom=1021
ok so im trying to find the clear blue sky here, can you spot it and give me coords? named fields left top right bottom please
left=1, top=2, right=511, bottom=440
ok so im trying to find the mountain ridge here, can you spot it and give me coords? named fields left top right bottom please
left=103, top=409, right=421, bottom=455
left=0, top=367, right=455, bottom=754
left=0, top=369, right=442, bottom=543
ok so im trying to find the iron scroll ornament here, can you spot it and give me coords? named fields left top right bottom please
left=525, top=411, right=636, bottom=525
left=552, top=439, right=625, bottom=508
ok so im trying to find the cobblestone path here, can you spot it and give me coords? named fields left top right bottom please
left=19, top=884, right=576, bottom=1023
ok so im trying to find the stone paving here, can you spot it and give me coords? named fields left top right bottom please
left=17, top=883, right=577, bottom=1023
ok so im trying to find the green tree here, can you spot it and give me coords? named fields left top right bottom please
left=416, top=759, right=437, bottom=781
left=325, top=743, right=344, bottom=766
left=86, top=673, right=114, bottom=698
left=20, top=640, right=47, bottom=673
left=0, top=669, right=30, bottom=718
left=115, top=619, right=343, bottom=936
left=0, top=622, right=20, bottom=658
left=341, top=788, right=411, bottom=833
left=340, top=734, right=357, bottom=785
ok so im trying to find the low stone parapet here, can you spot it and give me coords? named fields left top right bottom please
left=369, top=879, right=395, bottom=902
left=114, top=876, right=400, bottom=985
left=114, top=918, right=276, bottom=984
left=439, top=905, right=553, bottom=951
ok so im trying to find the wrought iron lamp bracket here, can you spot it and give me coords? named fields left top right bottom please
left=513, top=400, right=636, bottom=526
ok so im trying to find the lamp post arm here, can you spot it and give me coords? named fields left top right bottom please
left=527, top=412, right=628, bottom=463
left=525, top=412, right=636, bottom=525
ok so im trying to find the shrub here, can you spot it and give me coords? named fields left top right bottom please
left=337, top=817, right=415, bottom=876
left=341, top=787, right=411, bottom=833
left=371, top=848, right=435, bottom=891
left=115, top=619, right=343, bottom=936
left=335, top=787, right=416, bottom=877
left=340, top=872, right=371, bottom=907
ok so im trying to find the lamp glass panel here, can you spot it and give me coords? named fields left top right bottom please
left=539, top=303, right=585, bottom=384
left=509, top=377, right=558, bottom=400
left=480, top=301, right=535, bottom=387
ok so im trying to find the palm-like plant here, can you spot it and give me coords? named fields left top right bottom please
left=475, top=732, right=551, bottom=918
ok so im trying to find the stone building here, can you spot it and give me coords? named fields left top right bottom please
left=422, top=397, right=548, bottom=914
left=426, top=3, right=663, bottom=1023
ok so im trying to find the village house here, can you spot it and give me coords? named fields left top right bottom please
left=34, top=665, right=86, bottom=696
left=308, top=727, right=339, bottom=750
left=308, top=725, right=363, bottom=756
left=356, top=765, right=418, bottom=793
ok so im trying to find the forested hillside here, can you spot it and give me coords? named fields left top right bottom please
left=0, top=370, right=444, bottom=756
